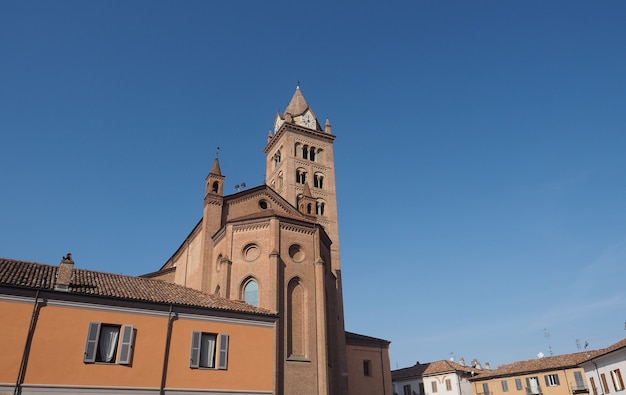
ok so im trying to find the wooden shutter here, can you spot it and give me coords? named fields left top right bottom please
left=217, top=333, right=229, bottom=370
left=83, top=322, right=101, bottom=363
left=615, top=369, right=624, bottom=390
left=555, top=374, right=560, bottom=386
left=118, top=325, right=134, bottom=365
left=190, top=331, right=202, bottom=368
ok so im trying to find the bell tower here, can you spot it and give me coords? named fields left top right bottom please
left=264, top=84, right=342, bottom=276
left=199, top=152, right=225, bottom=292
left=264, top=84, right=348, bottom=394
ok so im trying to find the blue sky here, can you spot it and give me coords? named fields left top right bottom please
left=1, top=1, right=625, bottom=369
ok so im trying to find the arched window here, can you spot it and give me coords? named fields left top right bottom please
left=243, top=279, right=258, bottom=306
left=307, top=203, right=312, bottom=214
left=296, top=169, right=306, bottom=184
left=212, top=181, right=219, bottom=193
left=294, top=143, right=301, bottom=158
left=316, top=201, right=325, bottom=216
left=309, top=147, right=316, bottom=162
left=273, top=150, right=282, bottom=168
left=302, top=145, right=309, bottom=160
left=316, top=149, right=323, bottom=164
left=288, top=278, right=306, bottom=357
left=278, top=171, right=283, bottom=189
left=314, top=173, right=324, bottom=189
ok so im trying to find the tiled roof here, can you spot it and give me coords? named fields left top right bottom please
left=0, top=258, right=274, bottom=316
left=470, top=351, right=599, bottom=381
left=584, top=338, right=626, bottom=362
left=392, top=360, right=476, bottom=380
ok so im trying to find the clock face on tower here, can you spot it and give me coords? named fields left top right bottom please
left=301, top=111, right=315, bottom=129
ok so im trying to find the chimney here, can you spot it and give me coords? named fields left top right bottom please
left=459, top=357, right=465, bottom=366
left=55, top=253, right=74, bottom=291
left=485, top=362, right=491, bottom=370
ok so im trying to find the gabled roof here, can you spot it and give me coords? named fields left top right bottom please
left=469, top=351, right=600, bottom=381
left=223, top=184, right=310, bottom=223
left=392, top=360, right=476, bottom=381
left=157, top=184, right=323, bottom=272
left=0, top=258, right=274, bottom=316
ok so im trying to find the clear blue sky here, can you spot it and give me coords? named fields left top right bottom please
left=2, top=1, right=625, bottom=369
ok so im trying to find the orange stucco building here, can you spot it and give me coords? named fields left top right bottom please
left=0, top=256, right=276, bottom=394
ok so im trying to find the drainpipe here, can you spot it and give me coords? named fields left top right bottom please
left=592, top=362, right=603, bottom=395
left=14, top=290, right=42, bottom=395
left=159, top=305, right=177, bottom=395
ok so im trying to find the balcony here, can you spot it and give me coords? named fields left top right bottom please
left=570, top=383, right=589, bottom=395
left=526, top=386, right=543, bottom=395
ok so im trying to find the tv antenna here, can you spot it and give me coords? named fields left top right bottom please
left=544, top=328, right=553, bottom=356
left=234, top=182, right=246, bottom=192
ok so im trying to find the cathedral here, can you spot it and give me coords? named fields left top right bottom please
left=0, top=86, right=391, bottom=395
left=146, top=84, right=349, bottom=394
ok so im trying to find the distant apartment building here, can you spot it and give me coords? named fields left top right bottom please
left=579, top=338, right=626, bottom=395
left=392, top=360, right=476, bottom=395
left=468, top=352, right=593, bottom=395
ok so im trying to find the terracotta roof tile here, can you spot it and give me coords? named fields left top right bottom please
left=584, top=338, right=626, bottom=361
left=0, top=258, right=274, bottom=316
left=470, top=351, right=601, bottom=381
left=392, top=360, right=476, bottom=380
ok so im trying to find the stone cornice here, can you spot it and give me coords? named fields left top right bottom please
left=264, top=123, right=335, bottom=154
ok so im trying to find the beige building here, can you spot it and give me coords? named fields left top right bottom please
left=469, top=352, right=592, bottom=395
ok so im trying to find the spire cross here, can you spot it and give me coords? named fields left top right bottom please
left=216, top=147, right=220, bottom=157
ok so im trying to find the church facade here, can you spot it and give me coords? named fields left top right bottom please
left=146, top=85, right=349, bottom=394
left=1, top=86, right=391, bottom=395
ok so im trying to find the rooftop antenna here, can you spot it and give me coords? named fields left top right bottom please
left=234, top=182, right=246, bottom=192
left=449, top=352, right=454, bottom=362
left=544, top=328, right=553, bottom=356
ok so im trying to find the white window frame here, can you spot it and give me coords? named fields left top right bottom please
left=545, top=374, right=560, bottom=387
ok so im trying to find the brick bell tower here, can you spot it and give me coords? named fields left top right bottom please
left=265, top=84, right=348, bottom=395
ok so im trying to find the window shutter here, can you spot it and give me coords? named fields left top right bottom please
left=217, top=333, right=229, bottom=370
left=83, top=322, right=101, bottom=363
left=617, top=369, right=625, bottom=390
left=118, top=325, right=134, bottom=365
left=555, top=374, right=560, bottom=386
left=190, top=331, right=202, bottom=368
left=611, top=372, right=618, bottom=390
left=545, top=376, right=550, bottom=386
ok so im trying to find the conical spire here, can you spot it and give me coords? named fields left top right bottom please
left=210, top=150, right=222, bottom=176
left=284, top=82, right=309, bottom=116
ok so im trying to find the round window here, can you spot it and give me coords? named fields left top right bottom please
left=259, top=200, right=268, bottom=209
left=243, top=244, right=260, bottom=262
left=288, top=244, right=305, bottom=263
